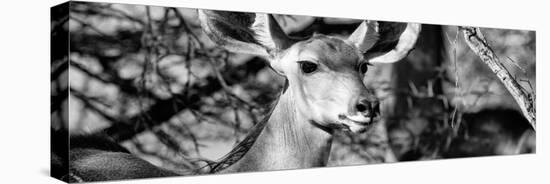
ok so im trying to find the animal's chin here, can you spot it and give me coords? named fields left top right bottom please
left=313, top=115, right=378, bottom=133
left=337, top=114, right=377, bottom=133
left=337, top=120, right=367, bottom=133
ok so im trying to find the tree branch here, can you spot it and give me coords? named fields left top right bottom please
left=103, top=76, right=222, bottom=142
left=459, top=26, right=535, bottom=130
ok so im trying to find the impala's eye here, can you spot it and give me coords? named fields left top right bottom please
left=298, top=61, right=318, bottom=74
left=358, top=62, right=369, bottom=74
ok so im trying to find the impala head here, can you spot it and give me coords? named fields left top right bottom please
left=199, top=10, right=420, bottom=133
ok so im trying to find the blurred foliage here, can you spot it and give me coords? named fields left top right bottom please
left=58, top=1, right=535, bottom=174
left=383, top=25, right=536, bottom=161
left=67, top=2, right=283, bottom=172
left=51, top=2, right=70, bottom=180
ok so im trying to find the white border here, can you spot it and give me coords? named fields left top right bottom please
left=0, top=0, right=546, bottom=183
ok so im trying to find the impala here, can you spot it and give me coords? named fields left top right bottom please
left=65, top=9, right=420, bottom=182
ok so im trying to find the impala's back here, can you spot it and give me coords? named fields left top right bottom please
left=65, top=135, right=178, bottom=182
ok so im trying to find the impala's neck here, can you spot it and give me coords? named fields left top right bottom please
left=222, top=89, right=333, bottom=173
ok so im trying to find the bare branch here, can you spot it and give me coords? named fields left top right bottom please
left=459, top=26, right=535, bottom=130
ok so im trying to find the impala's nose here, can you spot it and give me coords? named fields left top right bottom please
left=355, top=99, right=380, bottom=118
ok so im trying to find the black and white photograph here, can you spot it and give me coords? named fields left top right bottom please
left=47, top=0, right=537, bottom=183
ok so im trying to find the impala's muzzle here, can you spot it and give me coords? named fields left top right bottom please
left=338, top=98, right=380, bottom=133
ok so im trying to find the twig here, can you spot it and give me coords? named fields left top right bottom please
left=69, top=15, right=111, bottom=37
left=459, top=27, right=535, bottom=130
left=70, top=88, right=120, bottom=124
left=445, top=28, right=460, bottom=129
left=505, top=56, right=527, bottom=74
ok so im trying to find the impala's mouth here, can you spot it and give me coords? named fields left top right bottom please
left=347, top=115, right=373, bottom=124
left=338, top=114, right=377, bottom=133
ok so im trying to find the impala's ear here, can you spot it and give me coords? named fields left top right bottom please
left=198, top=10, right=298, bottom=60
left=347, top=20, right=379, bottom=53
left=364, top=22, right=421, bottom=64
